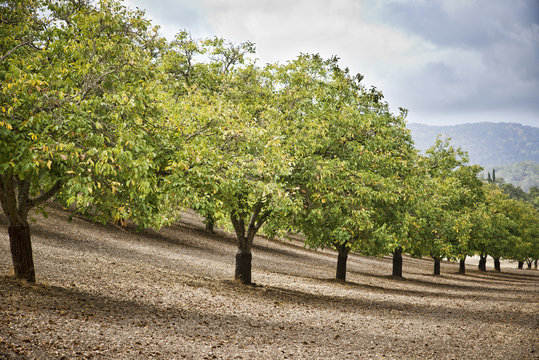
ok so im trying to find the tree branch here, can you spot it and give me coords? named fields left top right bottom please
left=0, top=175, right=11, bottom=216
left=254, top=209, right=271, bottom=234
left=230, top=212, right=246, bottom=243
left=32, top=61, right=129, bottom=115
left=0, top=40, right=33, bottom=63
left=185, top=119, right=215, bottom=142
left=246, top=200, right=266, bottom=242
left=16, top=178, right=31, bottom=210
left=0, top=173, right=26, bottom=225
left=27, top=180, right=63, bottom=208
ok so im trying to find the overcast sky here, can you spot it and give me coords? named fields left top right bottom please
left=127, top=0, right=539, bottom=127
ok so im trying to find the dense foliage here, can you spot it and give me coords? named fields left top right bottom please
left=278, top=55, right=416, bottom=281
left=410, top=139, right=484, bottom=274
left=1, top=0, right=166, bottom=281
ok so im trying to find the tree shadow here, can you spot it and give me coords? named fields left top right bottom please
left=462, top=270, right=539, bottom=283
left=242, top=280, right=537, bottom=329
left=0, top=276, right=411, bottom=358
left=345, top=278, right=537, bottom=303
left=340, top=267, right=538, bottom=296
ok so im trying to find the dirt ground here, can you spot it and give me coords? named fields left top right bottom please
left=1, top=205, right=538, bottom=359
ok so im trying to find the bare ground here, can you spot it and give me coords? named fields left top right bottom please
left=1, top=205, right=538, bottom=359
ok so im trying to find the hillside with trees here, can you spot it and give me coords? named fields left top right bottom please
left=407, top=122, right=539, bottom=167
left=407, top=122, right=539, bottom=190
left=493, top=161, right=539, bottom=192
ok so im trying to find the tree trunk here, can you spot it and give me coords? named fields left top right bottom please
left=433, top=257, right=441, bottom=276
left=204, top=215, right=214, bottom=233
left=336, top=244, right=350, bottom=282
left=478, top=254, right=487, bottom=272
left=1, top=175, right=62, bottom=284
left=230, top=213, right=253, bottom=285
left=229, top=201, right=269, bottom=285
left=392, top=247, right=403, bottom=277
left=8, top=225, right=35, bottom=282
left=518, top=261, right=523, bottom=269
left=459, top=258, right=466, bottom=274
left=235, top=251, right=252, bottom=284
left=527, top=260, right=532, bottom=269
left=535, top=259, right=538, bottom=269
left=493, top=257, right=501, bottom=271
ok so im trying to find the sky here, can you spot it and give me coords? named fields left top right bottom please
left=126, top=0, right=539, bottom=127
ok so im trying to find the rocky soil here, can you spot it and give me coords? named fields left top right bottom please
left=1, top=205, right=538, bottom=359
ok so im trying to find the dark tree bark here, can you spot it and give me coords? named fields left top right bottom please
left=8, top=225, right=35, bottom=282
left=0, top=174, right=62, bottom=283
left=230, top=212, right=251, bottom=284
left=535, top=259, right=538, bottom=269
left=493, top=257, right=501, bottom=271
left=204, top=214, right=214, bottom=233
left=527, top=260, right=533, bottom=269
left=392, top=247, right=403, bottom=277
left=235, top=251, right=252, bottom=284
left=459, top=258, right=466, bottom=274
left=518, top=261, right=523, bottom=269
left=433, top=257, right=441, bottom=276
left=478, top=254, right=487, bottom=272
left=335, top=243, right=350, bottom=282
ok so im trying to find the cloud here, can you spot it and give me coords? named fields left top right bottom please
left=126, top=0, right=213, bottom=37
left=125, top=0, right=539, bottom=126
left=362, top=0, right=539, bottom=124
left=195, top=0, right=432, bottom=78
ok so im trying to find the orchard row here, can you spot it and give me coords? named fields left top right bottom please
left=1, top=0, right=537, bottom=284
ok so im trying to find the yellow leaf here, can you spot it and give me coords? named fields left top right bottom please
left=46, top=160, right=52, bottom=169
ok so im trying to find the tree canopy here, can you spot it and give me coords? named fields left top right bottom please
left=1, top=0, right=165, bottom=280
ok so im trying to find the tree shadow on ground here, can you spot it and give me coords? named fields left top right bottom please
left=1, top=276, right=423, bottom=359
left=2, top=275, right=535, bottom=334
left=236, top=280, right=537, bottom=329
left=319, top=277, right=538, bottom=303
left=340, top=266, right=538, bottom=296
left=462, top=270, right=539, bottom=282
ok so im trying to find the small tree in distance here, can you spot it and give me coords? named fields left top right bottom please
left=411, top=138, right=483, bottom=276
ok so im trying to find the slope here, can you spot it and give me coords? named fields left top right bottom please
left=0, top=206, right=537, bottom=359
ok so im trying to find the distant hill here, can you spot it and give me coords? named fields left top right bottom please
left=407, top=122, right=539, bottom=190
left=493, top=161, right=538, bottom=192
